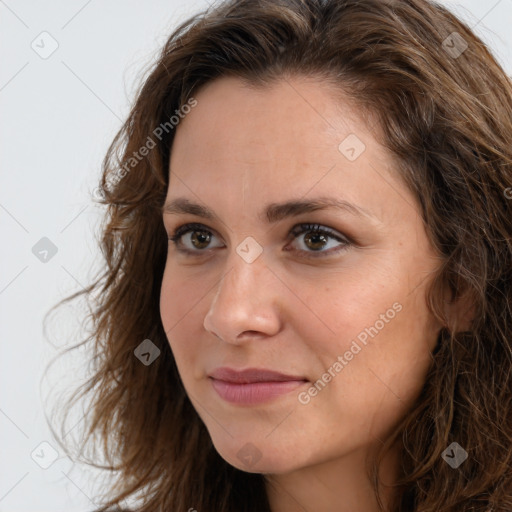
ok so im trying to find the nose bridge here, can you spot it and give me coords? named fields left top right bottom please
left=215, top=233, right=270, bottom=302
left=213, top=246, right=269, bottom=314
left=203, top=246, right=281, bottom=341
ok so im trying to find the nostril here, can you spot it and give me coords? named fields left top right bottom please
left=237, top=330, right=266, bottom=341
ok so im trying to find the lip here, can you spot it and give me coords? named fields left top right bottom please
left=208, top=367, right=308, bottom=405
left=209, top=367, right=306, bottom=383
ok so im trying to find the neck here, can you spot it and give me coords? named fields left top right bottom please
left=264, top=440, right=401, bottom=512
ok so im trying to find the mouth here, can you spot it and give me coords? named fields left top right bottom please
left=208, top=367, right=309, bottom=405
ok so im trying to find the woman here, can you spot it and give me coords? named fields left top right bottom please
left=51, top=0, right=512, bottom=510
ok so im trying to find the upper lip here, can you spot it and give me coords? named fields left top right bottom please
left=208, top=367, right=307, bottom=383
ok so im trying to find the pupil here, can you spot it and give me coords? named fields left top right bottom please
left=192, top=230, right=210, bottom=248
left=305, top=232, right=327, bottom=251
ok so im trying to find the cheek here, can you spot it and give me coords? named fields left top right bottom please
left=160, top=261, right=204, bottom=327
left=290, top=265, right=402, bottom=348
left=304, top=262, right=437, bottom=397
left=322, top=292, right=436, bottom=424
left=159, top=266, right=205, bottom=369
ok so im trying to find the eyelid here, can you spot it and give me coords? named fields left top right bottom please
left=168, top=222, right=224, bottom=249
left=169, top=221, right=221, bottom=238
left=288, top=223, right=351, bottom=244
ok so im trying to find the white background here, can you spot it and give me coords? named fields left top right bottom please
left=1, top=1, right=511, bottom=510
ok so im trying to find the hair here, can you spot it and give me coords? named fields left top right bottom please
left=46, top=0, right=512, bottom=510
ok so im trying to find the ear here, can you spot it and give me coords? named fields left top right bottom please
left=443, top=285, right=476, bottom=333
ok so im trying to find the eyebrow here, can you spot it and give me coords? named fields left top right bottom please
left=161, top=196, right=377, bottom=224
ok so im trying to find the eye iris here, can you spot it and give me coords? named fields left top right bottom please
left=191, top=230, right=211, bottom=249
left=304, top=231, right=327, bottom=251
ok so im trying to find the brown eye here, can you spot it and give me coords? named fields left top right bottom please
left=189, top=230, right=212, bottom=249
left=168, top=222, right=352, bottom=258
left=168, top=223, right=223, bottom=253
left=287, top=223, right=351, bottom=258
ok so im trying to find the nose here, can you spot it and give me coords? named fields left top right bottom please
left=203, top=249, right=282, bottom=344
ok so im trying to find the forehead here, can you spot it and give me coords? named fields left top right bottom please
left=169, top=74, right=377, bottom=175
left=190, top=74, right=360, bottom=126
left=166, top=75, right=415, bottom=227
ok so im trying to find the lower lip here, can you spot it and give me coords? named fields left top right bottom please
left=210, top=378, right=307, bottom=405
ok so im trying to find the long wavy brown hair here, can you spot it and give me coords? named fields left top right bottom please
left=46, top=0, right=512, bottom=510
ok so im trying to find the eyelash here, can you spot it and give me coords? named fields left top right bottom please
left=167, top=222, right=352, bottom=259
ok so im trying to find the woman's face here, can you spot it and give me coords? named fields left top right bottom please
left=160, top=75, right=442, bottom=474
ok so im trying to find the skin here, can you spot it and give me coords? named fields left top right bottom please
left=159, top=75, right=447, bottom=512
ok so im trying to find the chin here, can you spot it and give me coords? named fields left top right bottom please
left=210, top=435, right=306, bottom=474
